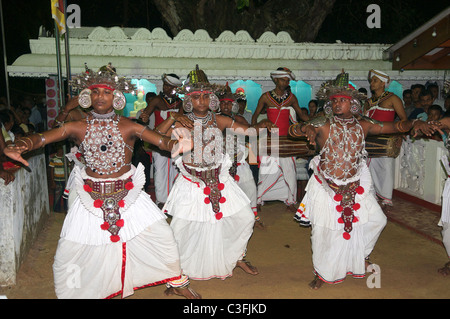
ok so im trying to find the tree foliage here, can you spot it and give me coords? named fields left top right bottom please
left=151, top=0, right=336, bottom=42
left=316, top=0, right=449, bottom=44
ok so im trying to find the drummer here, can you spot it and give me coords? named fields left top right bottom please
left=364, top=69, right=407, bottom=210
left=289, top=70, right=434, bottom=290
left=251, top=68, right=309, bottom=213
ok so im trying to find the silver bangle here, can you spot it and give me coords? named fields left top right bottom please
left=39, top=133, right=46, bottom=146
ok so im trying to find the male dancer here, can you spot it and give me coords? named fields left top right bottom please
left=365, top=69, right=407, bottom=209
left=155, top=66, right=274, bottom=284
left=139, top=74, right=183, bottom=208
left=289, top=71, right=434, bottom=289
left=4, top=67, right=199, bottom=299
left=218, top=90, right=263, bottom=228
left=252, top=67, right=308, bottom=212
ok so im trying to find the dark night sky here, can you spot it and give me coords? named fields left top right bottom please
left=0, top=0, right=448, bottom=98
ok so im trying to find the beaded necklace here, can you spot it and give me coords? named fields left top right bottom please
left=160, top=91, right=181, bottom=109
left=367, top=91, right=393, bottom=108
left=266, top=90, right=293, bottom=108
left=187, top=111, right=213, bottom=125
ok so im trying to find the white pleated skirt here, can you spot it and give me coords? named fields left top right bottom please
left=236, top=161, right=257, bottom=213
left=53, top=164, right=184, bottom=299
left=164, top=155, right=255, bottom=280
left=439, top=177, right=450, bottom=257
left=298, top=156, right=387, bottom=283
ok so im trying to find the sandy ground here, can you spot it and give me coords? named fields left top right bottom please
left=0, top=201, right=449, bottom=301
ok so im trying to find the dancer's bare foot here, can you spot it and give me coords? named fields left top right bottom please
left=381, top=205, right=392, bottom=213
left=438, top=262, right=450, bottom=276
left=365, top=259, right=372, bottom=270
left=236, top=260, right=259, bottom=275
left=254, top=219, right=266, bottom=230
left=164, top=286, right=202, bottom=299
left=365, top=258, right=379, bottom=274
left=286, top=204, right=297, bottom=213
left=380, top=201, right=393, bottom=213
left=309, top=275, right=324, bottom=290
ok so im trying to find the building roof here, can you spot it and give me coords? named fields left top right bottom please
left=8, top=26, right=446, bottom=83
left=384, top=7, right=450, bottom=70
left=8, top=26, right=391, bottom=80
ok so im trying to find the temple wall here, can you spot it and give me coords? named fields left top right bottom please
left=0, top=153, right=50, bottom=287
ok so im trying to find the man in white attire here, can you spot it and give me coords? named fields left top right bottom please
left=218, top=90, right=264, bottom=228
left=252, top=68, right=308, bottom=212
left=430, top=113, right=450, bottom=277
left=139, top=74, right=183, bottom=208
left=4, top=66, right=200, bottom=299
left=289, top=71, right=434, bottom=289
left=155, top=66, right=274, bottom=283
left=364, top=69, right=406, bottom=209
left=438, top=153, right=450, bottom=277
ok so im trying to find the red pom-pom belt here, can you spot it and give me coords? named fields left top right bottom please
left=326, top=178, right=364, bottom=241
left=183, top=164, right=225, bottom=220
left=84, top=177, right=134, bottom=242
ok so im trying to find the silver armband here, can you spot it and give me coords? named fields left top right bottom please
left=360, top=115, right=384, bottom=127
left=306, top=116, right=328, bottom=128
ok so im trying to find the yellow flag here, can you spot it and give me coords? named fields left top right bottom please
left=51, top=0, right=66, bottom=34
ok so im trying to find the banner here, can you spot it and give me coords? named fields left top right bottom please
left=51, top=0, right=65, bottom=34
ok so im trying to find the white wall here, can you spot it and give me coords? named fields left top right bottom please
left=0, top=153, right=50, bottom=286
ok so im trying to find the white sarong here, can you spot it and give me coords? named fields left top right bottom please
left=257, top=155, right=297, bottom=206
left=163, top=155, right=255, bottom=280
left=367, top=157, right=395, bottom=205
left=297, top=156, right=387, bottom=283
left=152, top=150, right=178, bottom=205
left=53, top=164, right=185, bottom=299
left=439, top=156, right=450, bottom=257
left=236, top=161, right=258, bottom=215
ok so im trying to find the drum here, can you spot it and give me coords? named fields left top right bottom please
left=259, top=135, right=316, bottom=158
left=257, top=134, right=403, bottom=158
left=365, top=134, right=404, bottom=158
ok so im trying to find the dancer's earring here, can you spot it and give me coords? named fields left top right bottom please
left=209, top=94, right=220, bottom=112
left=350, top=99, right=361, bottom=114
left=324, top=101, right=332, bottom=116
left=231, top=101, right=239, bottom=114
left=112, top=90, right=126, bottom=110
left=78, top=89, right=92, bottom=108
left=183, top=96, right=193, bottom=113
